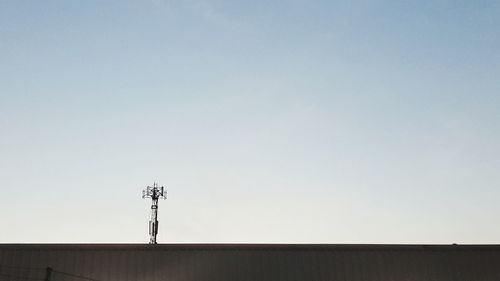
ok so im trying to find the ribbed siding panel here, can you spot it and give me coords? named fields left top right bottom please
left=1, top=244, right=500, bottom=281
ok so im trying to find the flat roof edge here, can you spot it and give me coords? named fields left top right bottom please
left=2, top=243, right=500, bottom=251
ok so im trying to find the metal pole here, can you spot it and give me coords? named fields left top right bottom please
left=150, top=193, right=159, bottom=244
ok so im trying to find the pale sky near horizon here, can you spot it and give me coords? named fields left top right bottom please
left=1, top=0, right=499, bottom=244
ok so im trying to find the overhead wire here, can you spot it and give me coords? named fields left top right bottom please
left=0, top=265, right=105, bottom=281
left=52, top=270, right=103, bottom=281
left=0, top=265, right=45, bottom=271
left=0, top=264, right=45, bottom=281
left=0, top=273, right=42, bottom=280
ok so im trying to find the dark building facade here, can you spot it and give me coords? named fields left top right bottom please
left=1, top=244, right=500, bottom=281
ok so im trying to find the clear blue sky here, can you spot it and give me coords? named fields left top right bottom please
left=1, top=0, right=499, bottom=244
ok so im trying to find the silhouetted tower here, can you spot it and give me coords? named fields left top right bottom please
left=142, top=182, right=167, bottom=244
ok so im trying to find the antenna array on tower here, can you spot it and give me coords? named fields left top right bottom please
left=142, top=182, right=167, bottom=244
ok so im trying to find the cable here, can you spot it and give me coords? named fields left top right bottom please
left=0, top=265, right=104, bottom=281
left=53, top=270, right=102, bottom=281
left=0, top=273, right=41, bottom=280
left=0, top=265, right=45, bottom=271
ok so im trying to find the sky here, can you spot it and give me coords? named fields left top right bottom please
left=0, top=0, right=499, bottom=244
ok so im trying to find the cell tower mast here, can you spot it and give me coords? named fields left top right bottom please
left=142, top=182, right=167, bottom=244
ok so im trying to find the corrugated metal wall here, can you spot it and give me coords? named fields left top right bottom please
left=1, top=244, right=500, bottom=281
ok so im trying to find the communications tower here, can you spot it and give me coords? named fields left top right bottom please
left=142, top=182, right=167, bottom=244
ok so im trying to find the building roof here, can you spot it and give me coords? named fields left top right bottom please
left=1, top=244, right=500, bottom=281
